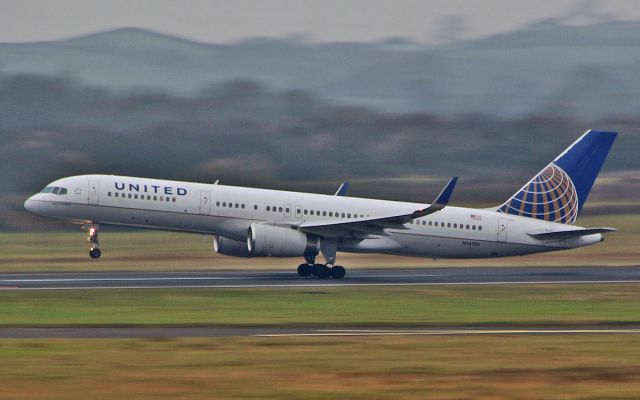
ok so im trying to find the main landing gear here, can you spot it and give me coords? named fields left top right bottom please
left=83, top=223, right=101, bottom=259
left=297, top=240, right=346, bottom=279
left=297, top=263, right=346, bottom=279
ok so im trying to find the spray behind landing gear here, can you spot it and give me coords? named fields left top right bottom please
left=83, top=223, right=101, bottom=259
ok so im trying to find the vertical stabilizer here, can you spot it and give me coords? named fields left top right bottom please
left=497, top=130, right=617, bottom=224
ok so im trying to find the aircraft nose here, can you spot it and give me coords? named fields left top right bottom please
left=24, top=196, right=38, bottom=214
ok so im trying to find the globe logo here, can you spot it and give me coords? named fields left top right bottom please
left=499, top=164, right=578, bottom=224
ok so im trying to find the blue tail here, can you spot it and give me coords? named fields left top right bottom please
left=497, top=130, right=617, bottom=224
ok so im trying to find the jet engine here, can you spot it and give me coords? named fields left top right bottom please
left=213, top=235, right=252, bottom=258
left=247, top=223, right=320, bottom=257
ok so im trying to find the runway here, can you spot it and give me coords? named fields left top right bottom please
left=1, top=266, right=639, bottom=290
left=1, top=325, right=640, bottom=338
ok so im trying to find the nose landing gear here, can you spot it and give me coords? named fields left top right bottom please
left=83, top=223, right=101, bottom=259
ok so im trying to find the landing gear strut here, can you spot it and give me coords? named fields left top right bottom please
left=296, top=240, right=346, bottom=279
left=83, top=223, right=101, bottom=259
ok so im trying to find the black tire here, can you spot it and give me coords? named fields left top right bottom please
left=89, top=248, right=101, bottom=259
left=297, top=264, right=312, bottom=277
left=312, top=264, right=325, bottom=276
left=331, top=265, right=346, bottom=279
left=316, top=265, right=331, bottom=279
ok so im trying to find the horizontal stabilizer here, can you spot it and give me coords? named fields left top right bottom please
left=528, top=227, right=618, bottom=240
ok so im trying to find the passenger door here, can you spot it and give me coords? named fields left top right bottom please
left=497, top=217, right=509, bottom=242
left=89, top=181, right=99, bottom=205
left=199, top=191, right=211, bottom=215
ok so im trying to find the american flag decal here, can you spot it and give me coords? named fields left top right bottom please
left=470, top=214, right=482, bottom=221
left=497, top=163, right=579, bottom=225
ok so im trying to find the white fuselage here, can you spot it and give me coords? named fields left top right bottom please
left=24, top=174, right=603, bottom=259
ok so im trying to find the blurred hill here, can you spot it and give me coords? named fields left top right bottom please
left=1, top=20, right=639, bottom=231
left=2, top=20, right=640, bottom=116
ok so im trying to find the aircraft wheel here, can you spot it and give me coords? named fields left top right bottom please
left=297, top=263, right=312, bottom=277
left=89, top=248, right=101, bottom=259
left=316, top=265, right=331, bottom=279
left=331, top=265, right=346, bottom=279
left=312, top=264, right=325, bottom=276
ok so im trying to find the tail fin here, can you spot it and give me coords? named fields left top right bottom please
left=497, top=130, right=617, bottom=224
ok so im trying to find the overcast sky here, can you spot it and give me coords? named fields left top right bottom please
left=1, top=0, right=639, bottom=44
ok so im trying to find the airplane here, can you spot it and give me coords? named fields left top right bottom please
left=24, top=129, right=617, bottom=279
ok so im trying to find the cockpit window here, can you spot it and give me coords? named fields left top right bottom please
left=40, top=186, right=68, bottom=195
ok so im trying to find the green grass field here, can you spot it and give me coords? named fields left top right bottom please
left=1, top=214, right=638, bottom=272
left=1, top=284, right=639, bottom=327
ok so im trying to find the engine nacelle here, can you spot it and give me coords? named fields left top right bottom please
left=247, top=223, right=320, bottom=257
left=213, top=235, right=252, bottom=258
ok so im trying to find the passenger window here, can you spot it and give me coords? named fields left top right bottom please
left=479, top=226, right=483, bottom=231
left=329, top=212, right=333, bottom=217
left=310, top=210, right=315, bottom=215
left=304, top=210, right=308, bottom=215
left=267, top=205, right=270, bottom=211
left=472, top=225, right=476, bottom=230
left=108, top=192, right=112, bottom=197
left=466, top=224, right=470, bottom=229
left=147, top=195, right=151, bottom=200
left=114, top=193, right=119, bottom=198
left=254, top=205, right=258, bottom=210
left=216, top=201, right=220, bottom=206
left=153, top=196, right=157, bottom=201
left=447, top=223, right=451, bottom=228
left=347, top=213, right=351, bottom=218
left=172, top=198, right=176, bottom=202
left=128, top=194, right=132, bottom=199
left=242, top=204, right=245, bottom=209
left=235, top=203, right=239, bottom=208
left=341, top=213, right=345, bottom=218
left=429, top=221, right=432, bottom=226
left=454, top=223, right=457, bottom=228
left=166, top=197, right=170, bottom=202
left=134, top=194, right=138, bottom=199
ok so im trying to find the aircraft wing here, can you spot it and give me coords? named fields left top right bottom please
left=528, top=227, right=618, bottom=240
left=298, top=177, right=457, bottom=238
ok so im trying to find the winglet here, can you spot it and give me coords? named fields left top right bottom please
left=434, top=177, right=458, bottom=206
left=411, top=177, right=458, bottom=218
left=334, top=182, right=349, bottom=196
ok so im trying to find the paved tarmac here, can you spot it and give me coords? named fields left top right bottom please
left=1, top=325, right=640, bottom=338
left=0, top=266, right=639, bottom=290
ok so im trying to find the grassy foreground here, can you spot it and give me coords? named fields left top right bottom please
left=1, top=335, right=640, bottom=399
left=1, top=214, right=638, bottom=272
left=1, top=285, right=639, bottom=326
